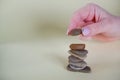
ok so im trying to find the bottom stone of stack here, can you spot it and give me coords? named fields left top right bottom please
left=67, top=64, right=91, bottom=73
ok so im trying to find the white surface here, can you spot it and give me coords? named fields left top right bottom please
left=0, top=0, right=120, bottom=80
left=0, top=38, right=120, bottom=80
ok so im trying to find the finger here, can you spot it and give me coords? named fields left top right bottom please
left=78, top=35, right=92, bottom=40
left=67, top=19, right=85, bottom=35
left=67, top=21, right=94, bottom=35
left=82, top=21, right=107, bottom=37
left=93, top=34, right=118, bottom=42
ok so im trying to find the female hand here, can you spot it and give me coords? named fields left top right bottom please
left=67, top=3, right=120, bottom=41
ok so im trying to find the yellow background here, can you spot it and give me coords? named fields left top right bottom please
left=0, top=0, right=120, bottom=80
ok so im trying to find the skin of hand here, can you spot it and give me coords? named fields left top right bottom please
left=67, top=3, right=120, bottom=41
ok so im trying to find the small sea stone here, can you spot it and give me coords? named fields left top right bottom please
left=70, top=44, right=85, bottom=50
left=69, top=29, right=82, bottom=36
left=68, top=55, right=83, bottom=63
left=69, top=61, right=87, bottom=69
left=67, top=65, right=91, bottom=73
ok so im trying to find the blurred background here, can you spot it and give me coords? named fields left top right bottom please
left=0, top=0, right=120, bottom=80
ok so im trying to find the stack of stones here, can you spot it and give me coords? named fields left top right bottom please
left=67, top=44, right=91, bottom=73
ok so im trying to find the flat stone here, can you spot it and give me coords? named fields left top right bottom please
left=69, top=29, right=82, bottom=36
left=70, top=44, right=85, bottom=50
left=68, top=50, right=87, bottom=60
left=68, top=55, right=83, bottom=63
left=69, top=61, right=87, bottom=69
left=67, top=65, right=91, bottom=73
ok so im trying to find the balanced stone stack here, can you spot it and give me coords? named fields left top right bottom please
left=67, top=44, right=91, bottom=73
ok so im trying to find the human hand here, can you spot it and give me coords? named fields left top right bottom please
left=67, top=3, right=120, bottom=41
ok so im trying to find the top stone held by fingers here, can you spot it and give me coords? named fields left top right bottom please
left=68, top=28, right=82, bottom=36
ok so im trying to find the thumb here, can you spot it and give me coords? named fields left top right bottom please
left=82, top=22, right=106, bottom=36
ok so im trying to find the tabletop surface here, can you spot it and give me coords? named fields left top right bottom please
left=0, top=38, right=120, bottom=80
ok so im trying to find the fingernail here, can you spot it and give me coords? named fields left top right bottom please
left=82, top=27, right=90, bottom=36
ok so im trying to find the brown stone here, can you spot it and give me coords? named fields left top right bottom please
left=69, top=29, right=82, bottom=36
left=70, top=44, right=85, bottom=50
